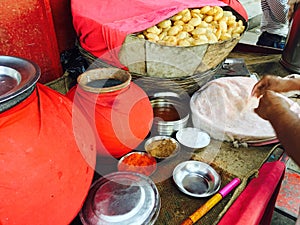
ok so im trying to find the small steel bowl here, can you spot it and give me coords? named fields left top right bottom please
left=144, top=136, right=180, bottom=160
left=173, top=160, right=221, bottom=197
left=118, top=152, right=157, bottom=176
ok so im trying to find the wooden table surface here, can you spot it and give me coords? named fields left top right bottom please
left=230, top=43, right=291, bottom=78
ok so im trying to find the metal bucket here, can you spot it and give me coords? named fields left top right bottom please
left=280, top=3, right=300, bottom=73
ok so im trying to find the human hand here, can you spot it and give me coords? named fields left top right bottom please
left=254, top=90, right=290, bottom=121
left=251, top=75, right=288, bottom=97
left=288, top=0, right=300, bottom=20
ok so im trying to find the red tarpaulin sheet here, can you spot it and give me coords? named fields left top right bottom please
left=71, top=0, right=248, bottom=68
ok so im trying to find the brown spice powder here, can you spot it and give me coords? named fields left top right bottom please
left=147, top=139, right=177, bottom=158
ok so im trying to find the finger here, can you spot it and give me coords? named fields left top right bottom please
left=254, top=107, right=268, bottom=120
left=251, top=84, right=265, bottom=97
left=251, top=83, right=259, bottom=97
left=251, top=90, right=260, bottom=98
left=254, top=107, right=263, bottom=118
left=264, top=90, right=276, bottom=98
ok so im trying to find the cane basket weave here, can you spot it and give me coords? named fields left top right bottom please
left=78, top=6, right=246, bottom=95
left=79, top=44, right=222, bottom=96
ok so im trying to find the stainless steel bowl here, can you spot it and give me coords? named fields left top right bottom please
left=150, top=92, right=190, bottom=136
left=118, top=151, right=157, bottom=176
left=173, top=160, right=221, bottom=197
left=144, top=136, right=180, bottom=160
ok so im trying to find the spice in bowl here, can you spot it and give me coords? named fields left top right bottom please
left=118, top=152, right=157, bottom=176
left=145, top=136, right=180, bottom=159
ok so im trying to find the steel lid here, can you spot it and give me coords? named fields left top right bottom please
left=80, top=172, right=160, bottom=225
left=0, top=56, right=40, bottom=103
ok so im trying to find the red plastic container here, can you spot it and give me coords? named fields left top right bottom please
left=0, top=56, right=96, bottom=225
left=67, top=68, right=153, bottom=158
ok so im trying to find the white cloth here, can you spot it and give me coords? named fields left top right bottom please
left=260, top=0, right=290, bottom=37
left=190, top=76, right=300, bottom=143
left=190, top=77, right=277, bottom=142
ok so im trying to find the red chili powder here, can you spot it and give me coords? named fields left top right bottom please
left=118, top=152, right=157, bottom=176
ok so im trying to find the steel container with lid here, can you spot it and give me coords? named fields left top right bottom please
left=150, top=92, right=190, bottom=136
left=80, top=172, right=161, bottom=225
left=280, top=3, right=300, bottom=73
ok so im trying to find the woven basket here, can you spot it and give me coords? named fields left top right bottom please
left=119, top=34, right=241, bottom=78
left=79, top=45, right=221, bottom=95
left=78, top=6, right=246, bottom=95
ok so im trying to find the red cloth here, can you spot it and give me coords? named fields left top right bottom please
left=66, top=82, right=153, bottom=158
left=71, top=0, right=248, bottom=67
left=0, top=84, right=96, bottom=224
left=219, top=161, right=286, bottom=225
